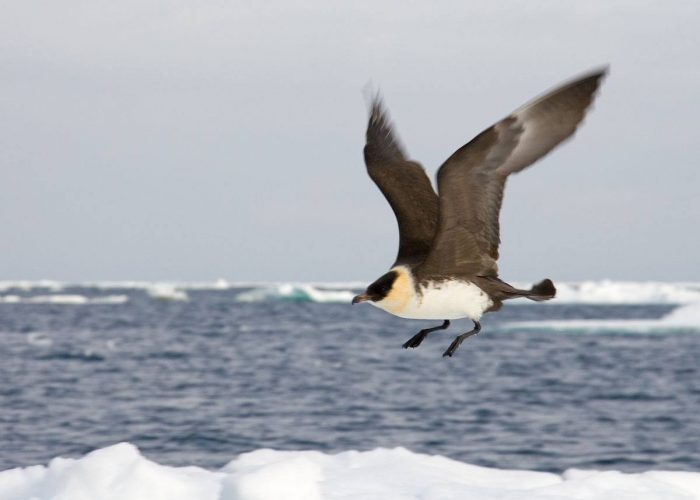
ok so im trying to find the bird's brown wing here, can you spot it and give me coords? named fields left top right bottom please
left=364, top=96, right=439, bottom=266
left=418, top=67, right=608, bottom=278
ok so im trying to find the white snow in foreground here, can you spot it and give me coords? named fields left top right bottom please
left=1, top=444, right=699, bottom=500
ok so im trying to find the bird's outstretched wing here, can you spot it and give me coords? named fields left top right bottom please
left=419, top=67, right=608, bottom=278
left=364, top=96, right=439, bottom=266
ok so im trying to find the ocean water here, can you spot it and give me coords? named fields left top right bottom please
left=1, top=282, right=699, bottom=474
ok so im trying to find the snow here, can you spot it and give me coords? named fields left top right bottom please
left=1, top=444, right=699, bottom=500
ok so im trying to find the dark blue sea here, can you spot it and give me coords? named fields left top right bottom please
left=1, top=282, right=699, bottom=473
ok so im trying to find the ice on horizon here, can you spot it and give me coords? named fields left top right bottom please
left=2, top=280, right=700, bottom=308
left=0, top=294, right=128, bottom=305
left=507, top=301, right=700, bottom=332
left=146, top=283, right=189, bottom=302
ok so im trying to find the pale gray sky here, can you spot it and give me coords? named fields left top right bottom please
left=1, top=1, right=698, bottom=282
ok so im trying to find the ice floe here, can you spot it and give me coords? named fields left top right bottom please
left=1, top=443, right=699, bottom=500
left=505, top=301, right=700, bottom=331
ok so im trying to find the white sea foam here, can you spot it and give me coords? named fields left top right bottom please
left=0, top=443, right=698, bottom=500
left=0, top=294, right=128, bottom=305
left=146, top=284, right=189, bottom=302
left=146, top=279, right=232, bottom=291
left=234, top=284, right=355, bottom=303
left=26, top=332, right=53, bottom=347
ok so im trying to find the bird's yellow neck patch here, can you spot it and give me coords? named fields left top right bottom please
left=377, top=266, right=414, bottom=315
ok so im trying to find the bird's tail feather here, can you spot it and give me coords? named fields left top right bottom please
left=525, top=278, right=556, bottom=301
left=474, top=276, right=556, bottom=302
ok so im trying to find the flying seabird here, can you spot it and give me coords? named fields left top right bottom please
left=352, top=68, right=607, bottom=357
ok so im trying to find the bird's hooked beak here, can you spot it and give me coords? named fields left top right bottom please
left=352, top=293, right=370, bottom=305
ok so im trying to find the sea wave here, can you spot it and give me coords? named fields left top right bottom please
left=0, top=294, right=129, bottom=305
left=0, top=443, right=697, bottom=500
left=234, top=284, right=356, bottom=303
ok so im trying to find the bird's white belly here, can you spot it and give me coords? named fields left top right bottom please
left=376, top=280, right=493, bottom=321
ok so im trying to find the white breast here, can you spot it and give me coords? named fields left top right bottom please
left=372, top=275, right=493, bottom=321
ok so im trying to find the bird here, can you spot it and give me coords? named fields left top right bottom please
left=352, top=68, right=607, bottom=357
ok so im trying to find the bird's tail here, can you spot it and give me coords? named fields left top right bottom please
left=525, top=278, right=556, bottom=302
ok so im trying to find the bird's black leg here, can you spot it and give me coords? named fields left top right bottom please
left=402, top=320, right=450, bottom=349
left=442, top=320, right=481, bottom=357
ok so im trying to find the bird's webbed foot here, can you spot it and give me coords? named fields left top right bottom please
left=402, top=320, right=450, bottom=349
left=442, top=320, right=481, bottom=357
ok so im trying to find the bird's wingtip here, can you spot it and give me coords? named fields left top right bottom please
left=583, top=64, right=611, bottom=82
left=362, top=81, right=382, bottom=112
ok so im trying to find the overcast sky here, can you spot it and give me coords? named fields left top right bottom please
left=1, top=1, right=698, bottom=282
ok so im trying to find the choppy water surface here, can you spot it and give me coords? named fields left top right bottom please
left=1, top=283, right=699, bottom=473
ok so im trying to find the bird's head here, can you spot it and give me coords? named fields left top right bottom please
left=352, top=267, right=413, bottom=314
left=352, top=270, right=397, bottom=304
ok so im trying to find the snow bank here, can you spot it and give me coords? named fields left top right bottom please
left=1, top=443, right=699, bottom=500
